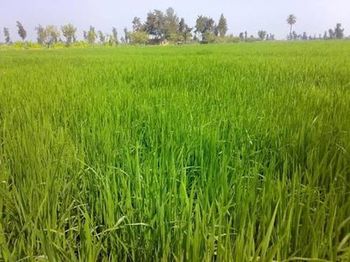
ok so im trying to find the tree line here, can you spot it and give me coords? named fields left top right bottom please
left=286, top=14, right=345, bottom=40
left=1, top=9, right=347, bottom=47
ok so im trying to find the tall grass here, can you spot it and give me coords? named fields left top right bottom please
left=0, top=42, right=350, bottom=261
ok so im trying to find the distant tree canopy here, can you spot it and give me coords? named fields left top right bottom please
left=287, top=14, right=297, bottom=38
left=164, top=7, right=179, bottom=40
left=195, top=15, right=215, bottom=42
left=61, top=24, right=77, bottom=45
left=98, top=31, right=106, bottom=44
left=45, top=25, right=60, bottom=47
left=178, top=18, right=192, bottom=42
left=123, top=28, right=129, bottom=43
left=258, top=30, right=267, bottom=40
left=129, top=31, right=149, bottom=45
left=325, top=23, right=345, bottom=40
left=303, top=32, right=308, bottom=40
left=3, top=27, right=11, bottom=44
left=35, top=25, right=45, bottom=45
left=128, top=8, right=193, bottom=44
left=16, top=21, right=27, bottom=41
left=217, top=14, right=228, bottom=37
left=87, top=26, right=97, bottom=44
left=335, top=23, right=344, bottom=39
left=2, top=8, right=348, bottom=47
left=112, top=27, right=119, bottom=45
left=132, top=17, right=143, bottom=32
left=144, top=10, right=164, bottom=40
left=35, top=25, right=60, bottom=47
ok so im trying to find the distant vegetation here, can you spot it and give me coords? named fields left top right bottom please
left=0, top=9, right=348, bottom=47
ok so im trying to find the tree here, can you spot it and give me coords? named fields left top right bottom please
left=144, top=10, right=165, bottom=40
left=328, top=29, right=335, bottom=39
left=123, top=28, right=129, bottom=43
left=16, top=21, right=27, bottom=41
left=258, top=30, right=267, bottom=40
left=239, top=32, right=244, bottom=41
left=43, top=25, right=60, bottom=47
left=98, top=31, right=106, bottom=44
left=292, top=31, right=298, bottom=40
left=195, top=15, right=215, bottom=42
left=203, top=31, right=216, bottom=43
left=3, top=28, right=11, bottom=44
left=217, top=14, right=228, bottom=37
left=286, top=14, right=296, bottom=39
left=164, top=7, right=179, bottom=40
left=214, top=26, right=219, bottom=37
left=323, top=31, right=328, bottom=40
left=334, top=23, right=344, bottom=39
left=61, top=24, right=77, bottom=46
left=112, top=27, right=119, bottom=45
left=35, top=25, right=45, bottom=44
left=129, top=31, right=149, bottom=44
left=107, top=34, right=114, bottom=46
left=132, top=17, right=143, bottom=32
left=178, top=18, right=192, bottom=43
left=87, top=26, right=97, bottom=44
left=302, top=32, right=308, bottom=40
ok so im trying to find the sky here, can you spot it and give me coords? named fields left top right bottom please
left=0, top=0, right=349, bottom=41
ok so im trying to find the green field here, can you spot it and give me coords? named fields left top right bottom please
left=0, top=42, right=350, bottom=261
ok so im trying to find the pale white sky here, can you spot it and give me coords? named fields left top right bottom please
left=0, top=0, right=349, bottom=41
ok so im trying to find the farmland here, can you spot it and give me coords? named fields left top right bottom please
left=0, top=42, right=350, bottom=261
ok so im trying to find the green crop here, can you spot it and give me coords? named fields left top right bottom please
left=0, top=42, right=349, bottom=261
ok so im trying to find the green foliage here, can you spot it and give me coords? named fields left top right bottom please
left=214, top=34, right=240, bottom=43
left=16, top=21, right=27, bottom=41
left=0, top=42, right=350, bottom=261
left=335, top=23, right=344, bottom=39
left=123, top=28, right=129, bottom=44
left=87, top=26, right=97, bottom=44
left=61, top=24, right=77, bottom=46
left=112, top=27, right=119, bottom=45
left=70, top=41, right=90, bottom=48
left=258, top=30, right=267, bottom=40
left=98, top=31, right=106, bottom=44
left=35, top=25, right=60, bottom=47
left=130, top=8, right=192, bottom=43
left=178, top=18, right=192, bottom=43
left=217, top=14, right=228, bottom=37
left=35, top=25, right=45, bottom=45
left=9, top=41, right=42, bottom=49
left=287, top=14, right=297, bottom=38
left=132, top=17, right=143, bottom=32
left=129, top=31, right=149, bottom=45
left=3, top=27, right=11, bottom=44
left=43, top=25, right=61, bottom=47
left=163, top=7, right=179, bottom=40
left=195, top=15, right=215, bottom=41
left=144, top=9, right=165, bottom=40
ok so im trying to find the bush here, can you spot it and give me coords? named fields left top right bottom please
left=10, top=42, right=42, bottom=49
left=70, top=41, right=90, bottom=48
left=215, top=35, right=240, bottom=44
left=129, top=31, right=149, bottom=45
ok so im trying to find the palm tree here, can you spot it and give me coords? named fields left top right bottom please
left=287, top=14, right=297, bottom=38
